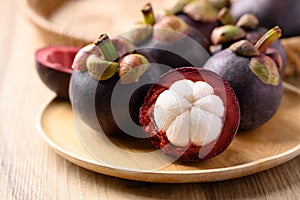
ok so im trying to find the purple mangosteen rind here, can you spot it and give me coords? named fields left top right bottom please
left=165, top=0, right=231, bottom=41
left=35, top=46, right=80, bottom=100
left=204, top=49, right=283, bottom=130
left=230, top=0, right=300, bottom=38
left=129, top=3, right=211, bottom=69
left=69, top=34, right=165, bottom=136
left=210, top=11, right=287, bottom=75
left=139, top=67, right=240, bottom=161
left=70, top=60, right=164, bottom=135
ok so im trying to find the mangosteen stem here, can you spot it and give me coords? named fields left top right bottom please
left=255, top=26, right=282, bottom=54
left=94, top=34, right=119, bottom=62
left=142, top=3, right=156, bottom=25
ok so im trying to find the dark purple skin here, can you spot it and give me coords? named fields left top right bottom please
left=136, top=27, right=210, bottom=69
left=69, top=63, right=164, bottom=136
left=203, top=49, right=283, bottom=130
left=213, top=26, right=287, bottom=76
left=176, top=13, right=219, bottom=42
left=231, top=0, right=300, bottom=38
left=35, top=46, right=80, bottom=100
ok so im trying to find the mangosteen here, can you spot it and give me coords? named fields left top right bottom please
left=204, top=27, right=284, bottom=130
left=231, top=0, right=300, bottom=38
left=139, top=67, right=240, bottom=161
left=69, top=34, right=164, bottom=136
left=123, top=3, right=210, bottom=69
left=35, top=46, right=80, bottom=100
left=210, top=10, right=287, bottom=75
left=165, top=0, right=231, bottom=40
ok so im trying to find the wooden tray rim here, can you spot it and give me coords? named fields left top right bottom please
left=36, top=98, right=300, bottom=183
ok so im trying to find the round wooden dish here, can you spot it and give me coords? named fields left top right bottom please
left=36, top=88, right=300, bottom=183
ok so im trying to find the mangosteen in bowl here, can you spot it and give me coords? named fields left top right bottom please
left=230, top=0, right=300, bottom=38
left=69, top=34, right=164, bottom=137
left=165, top=0, right=231, bottom=41
left=204, top=27, right=284, bottom=130
left=123, top=3, right=211, bottom=69
left=140, top=67, right=240, bottom=161
left=210, top=10, right=287, bottom=75
left=35, top=46, right=80, bottom=100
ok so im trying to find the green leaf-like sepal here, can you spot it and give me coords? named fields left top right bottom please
left=86, top=55, right=119, bottom=81
left=250, top=55, right=280, bottom=86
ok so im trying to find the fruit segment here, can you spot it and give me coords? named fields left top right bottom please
left=154, top=80, right=224, bottom=147
left=140, top=67, right=240, bottom=161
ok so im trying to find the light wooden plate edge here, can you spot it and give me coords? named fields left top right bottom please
left=35, top=98, right=300, bottom=183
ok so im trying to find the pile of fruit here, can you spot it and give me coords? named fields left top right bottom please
left=35, top=0, right=300, bottom=162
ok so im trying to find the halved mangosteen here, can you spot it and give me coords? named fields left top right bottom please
left=35, top=46, right=80, bottom=100
left=139, top=67, right=240, bottom=161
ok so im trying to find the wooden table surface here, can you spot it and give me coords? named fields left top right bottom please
left=0, top=0, right=299, bottom=199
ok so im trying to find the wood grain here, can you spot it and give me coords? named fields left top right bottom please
left=0, top=0, right=299, bottom=199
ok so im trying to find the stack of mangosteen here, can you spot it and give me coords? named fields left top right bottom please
left=36, top=0, right=295, bottom=162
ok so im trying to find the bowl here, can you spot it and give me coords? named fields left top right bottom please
left=22, top=0, right=170, bottom=47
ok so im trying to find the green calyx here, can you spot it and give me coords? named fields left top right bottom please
left=111, top=35, right=135, bottom=57
left=217, top=7, right=235, bottom=25
left=250, top=55, right=280, bottom=86
left=229, top=40, right=259, bottom=57
left=211, top=25, right=246, bottom=45
left=153, top=15, right=190, bottom=42
left=94, top=34, right=119, bottom=62
left=119, top=54, right=150, bottom=84
left=208, top=0, right=231, bottom=10
left=86, top=34, right=120, bottom=81
left=167, top=0, right=194, bottom=15
left=236, top=14, right=259, bottom=30
left=123, top=21, right=153, bottom=45
left=229, top=27, right=283, bottom=86
left=250, top=27, right=282, bottom=85
left=86, top=54, right=119, bottom=81
left=183, top=0, right=218, bottom=22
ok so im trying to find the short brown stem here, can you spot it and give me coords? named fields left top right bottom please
left=255, top=26, right=282, bottom=54
left=94, top=34, right=119, bottom=62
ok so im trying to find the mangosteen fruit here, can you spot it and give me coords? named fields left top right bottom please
left=165, top=0, right=231, bottom=40
left=35, top=46, right=80, bottom=100
left=139, top=67, right=240, bottom=161
left=204, top=27, right=284, bottom=130
left=70, top=34, right=163, bottom=136
left=210, top=10, right=287, bottom=75
left=230, top=0, right=300, bottom=38
left=123, top=3, right=210, bottom=69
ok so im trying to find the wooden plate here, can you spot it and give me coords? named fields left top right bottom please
left=36, top=88, right=300, bottom=183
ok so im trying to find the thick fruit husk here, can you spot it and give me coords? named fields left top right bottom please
left=231, top=0, right=300, bottom=38
left=140, top=67, right=240, bottom=161
left=35, top=46, right=80, bottom=100
left=69, top=64, right=163, bottom=136
left=203, top=49, right=283, bottom=130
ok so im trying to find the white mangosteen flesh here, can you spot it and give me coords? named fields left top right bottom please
left=153, top=79, right=225, bottom=147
